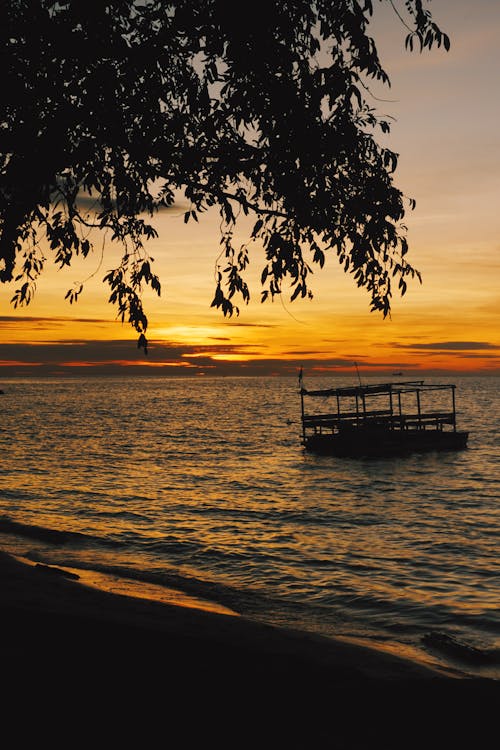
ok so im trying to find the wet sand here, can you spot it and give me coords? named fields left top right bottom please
left=1, top=550, right=497, bottom=747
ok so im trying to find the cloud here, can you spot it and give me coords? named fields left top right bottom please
left=1, top=337, right=497, bottom=378
left=69, top=192, right=190, bottom=216
left=455, top=353, right=500, bottom=360
left=0, top=315, right=111, bottom=325
left=223, top=322, right=278, bottom=328
left=393, top=341, right=499, bottom=351
left=0, top=340, right=144, bottom=363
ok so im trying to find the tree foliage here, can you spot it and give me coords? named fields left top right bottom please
left=0, top=0, right=449, bottom=349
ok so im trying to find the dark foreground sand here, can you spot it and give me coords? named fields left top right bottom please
left=1, top=550, right=497, bottom=748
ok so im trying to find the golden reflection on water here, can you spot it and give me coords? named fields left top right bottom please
left=68, top=567, right=238, bottom=617
left=1, top=375, right=498, bottom=680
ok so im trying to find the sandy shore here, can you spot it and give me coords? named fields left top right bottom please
left=1, top=550, right=497, bottom=747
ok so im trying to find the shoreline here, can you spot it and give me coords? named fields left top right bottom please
left=1, top=549, right=445, bottom=680
left=2, top=548, right=498, bottom=745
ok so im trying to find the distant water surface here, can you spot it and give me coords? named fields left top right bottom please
left=0, top=374, right=498, bottom=678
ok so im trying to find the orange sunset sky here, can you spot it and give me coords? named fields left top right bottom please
left=1, top=0, right=499, bottom=378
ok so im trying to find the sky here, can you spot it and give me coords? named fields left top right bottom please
left=1, top=0, right=499, bottom=379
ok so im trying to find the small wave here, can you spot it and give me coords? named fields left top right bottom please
left=422, top=631, right=499, bottom=665
left=0, top=516, right=121, bottom=549
left=91, top=509, right=154, bottom=523
left=34, top=562, right=81, bottom=581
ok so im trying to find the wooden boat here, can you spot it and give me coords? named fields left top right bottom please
left=299, top=377, right=468, bottom=457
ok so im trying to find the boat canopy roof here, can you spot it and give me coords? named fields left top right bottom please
left=301, top=381, right=456, bottom=398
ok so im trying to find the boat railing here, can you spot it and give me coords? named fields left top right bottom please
left=303, top=409, right=392, bottom=427
left=397, top=411, right=456, bottom=429
left=303, top=410, right=456, bottom=433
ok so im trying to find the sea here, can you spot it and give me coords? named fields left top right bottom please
left=0, top=374, right=498, bottom=679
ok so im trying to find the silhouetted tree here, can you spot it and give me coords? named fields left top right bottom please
left=0, top=1, right=449, bottom=350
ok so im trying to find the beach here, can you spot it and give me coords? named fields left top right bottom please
left=1, top=549, right=497, bottom=748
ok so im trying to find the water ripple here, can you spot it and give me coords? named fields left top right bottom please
left=0, top=374, right=498, bottom=678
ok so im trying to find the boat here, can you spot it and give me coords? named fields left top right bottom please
left=299, top=376, right=469, bottom=457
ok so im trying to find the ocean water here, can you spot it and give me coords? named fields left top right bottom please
left=0, top=374, right=498, bottom=678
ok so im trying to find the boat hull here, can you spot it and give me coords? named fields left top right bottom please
left=303, top=428, right=469, bottom=458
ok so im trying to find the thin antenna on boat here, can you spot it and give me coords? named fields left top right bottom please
left=354, top=361, right=362, bottom=385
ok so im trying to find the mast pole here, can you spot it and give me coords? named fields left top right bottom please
left=354, top=361, right=362, bottom=385
left=452, top=385, right=457, bottom=432
left=299, top=368, right=306, bottom=443
left=389, top=386, right=394, bottom=430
